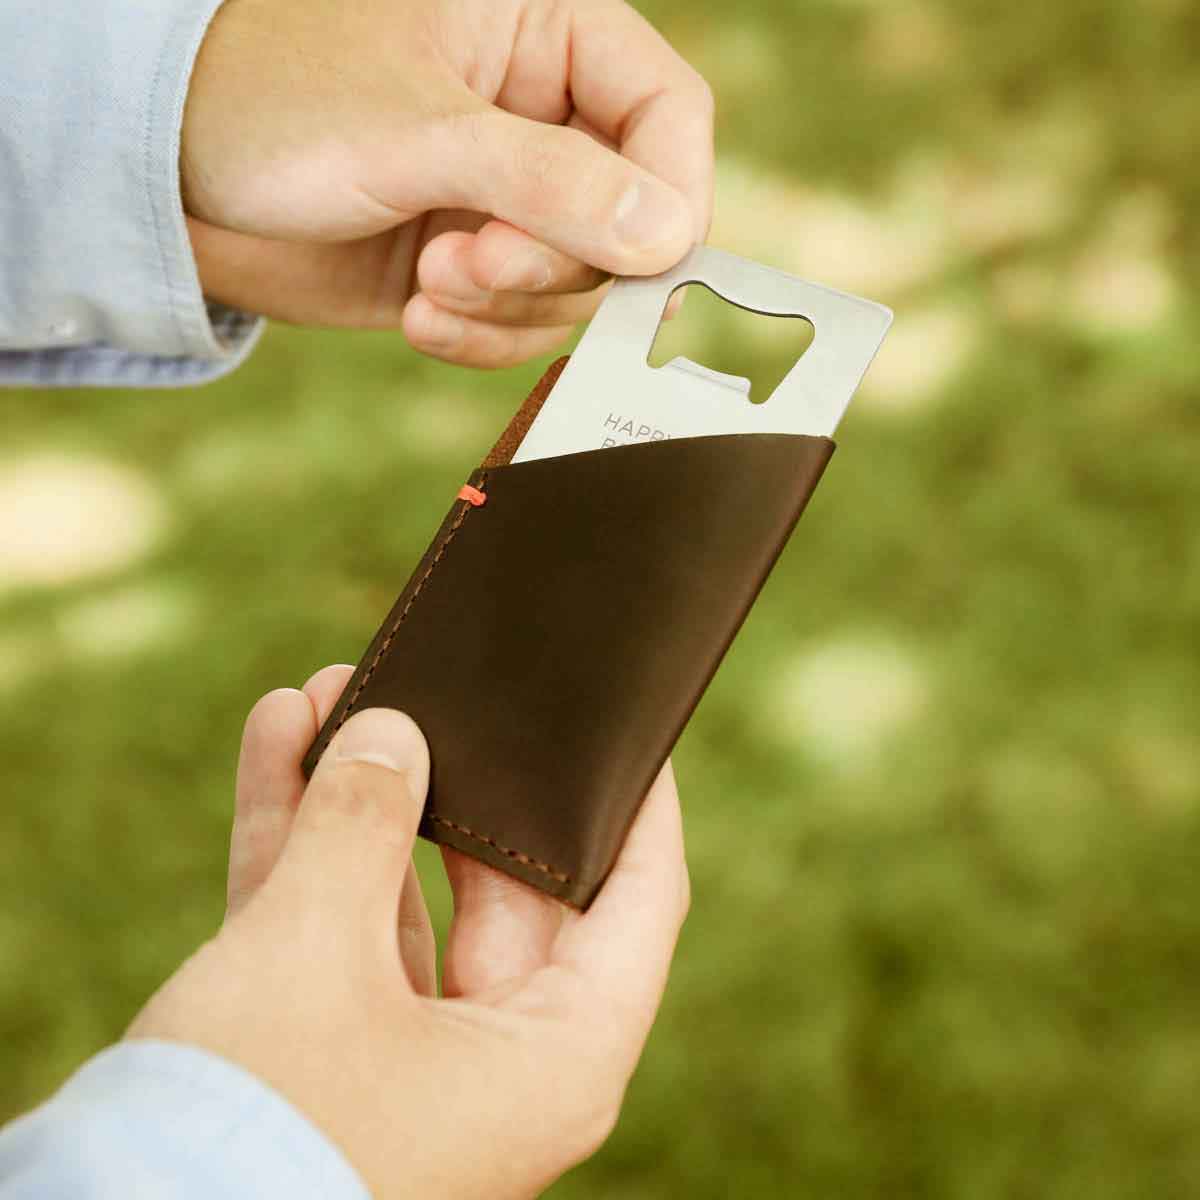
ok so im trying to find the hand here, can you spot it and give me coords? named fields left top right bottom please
left=183, top=0, right=713, bottom=367
left=127, top=665, right=689, bottom=1199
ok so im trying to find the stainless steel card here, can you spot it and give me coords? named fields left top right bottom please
left=511, top=245, right=892, bottom=464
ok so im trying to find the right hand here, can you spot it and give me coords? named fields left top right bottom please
left=183, top=0, right=713, bottom=366
left=128, top=665, right=690, bottom=1199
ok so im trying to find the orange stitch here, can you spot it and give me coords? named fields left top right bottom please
left=428, top=813, right=571, bottom=884
left=317, top=473, right=489, bottom=751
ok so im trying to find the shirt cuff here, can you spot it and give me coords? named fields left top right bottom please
left=0, top=0, right=264, bottom=387
left=0, top=1041, right=369, bottom=1199
left=0, top=306, right=264, bottom=389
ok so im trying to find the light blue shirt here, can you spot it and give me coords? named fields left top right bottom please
left=0, top=5, right=367, bottom=1196
left=0, top=0, right=262, bottom=387
left=0, top=1042, right=368, bottom=1199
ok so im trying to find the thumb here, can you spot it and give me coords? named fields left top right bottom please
left=270, top=708, right=430, bottom=936
left=437, top=106, right=695, bottom=277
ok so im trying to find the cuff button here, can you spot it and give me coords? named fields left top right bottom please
left=48, top=318, right=79, bottom=340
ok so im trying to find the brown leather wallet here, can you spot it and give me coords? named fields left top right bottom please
left=303, top=356, right=835, bottom=907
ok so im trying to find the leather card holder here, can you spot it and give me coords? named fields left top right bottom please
left=303, top=358, right=835, bottom=908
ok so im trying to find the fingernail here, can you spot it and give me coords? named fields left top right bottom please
left=492, top=247, right=554, bottom=292
left=614, top=180, right=690, bottom=253
left=417, top=307, right=465, bottom=348
left=335, top=712, right=407, bottom=774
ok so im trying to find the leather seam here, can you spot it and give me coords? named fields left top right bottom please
left=317, top=472, right=489, bottom=753
left=313, top=465, right=573, bottom=886
left=426, top=814, right=571, bottom=885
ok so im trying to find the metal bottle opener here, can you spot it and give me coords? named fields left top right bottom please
left=511, top=244, right=893, bottom=463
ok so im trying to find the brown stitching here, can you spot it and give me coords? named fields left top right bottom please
left=317, top=473, right=489, bottom=753
left=428, top=813, right=571, bottom=884
left=316, top=468, right=569, bottom=887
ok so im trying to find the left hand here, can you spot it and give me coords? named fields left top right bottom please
left=128, top=665, right=690, bottom=1198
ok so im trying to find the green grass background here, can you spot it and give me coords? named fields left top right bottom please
left=2, top=1, right=1199, bottom=1195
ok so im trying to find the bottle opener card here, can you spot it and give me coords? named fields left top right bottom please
left=511, top=244, right=893, bottom=464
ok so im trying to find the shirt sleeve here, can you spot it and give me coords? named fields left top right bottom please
left=0, top=1040, right=370, bottom=1199
left=0, top=0, right=265, bottom=388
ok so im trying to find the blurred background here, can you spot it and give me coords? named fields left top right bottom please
left=2, top=0, right=1199, bottom=1194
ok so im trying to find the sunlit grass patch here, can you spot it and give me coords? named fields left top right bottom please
left=0, top=453, right=166, bottom=592
left=759, top=633, right=929, bottom=772
left=859, top=302, right=980, bottom=410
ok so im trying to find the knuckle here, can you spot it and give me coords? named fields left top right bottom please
left=477, top=328, right=524, bottom=369
left=498, top=292, right=576, bottom=326
left=496, top=342, right=535, bottom=369
left=512, top=127, right=573, bottom=213
left=494, top=292, right=542, bottom=324
left=304, top=761, right=418, bottom=852
left=573, top=1087, right=623, bottom=1159
left=492, top=326, right=567, bottom=370
left=444, top=106, right=492, bottom=156
left=316, top=764, right=379, bottom=821
left=691, top=72, right=716, bottom=120
left=516, top=125, right=612, bottom=226
left=404, top=299, right=436, bottom=342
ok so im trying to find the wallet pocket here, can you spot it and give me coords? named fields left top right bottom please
left=304, top=361, right=835, bottom=907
